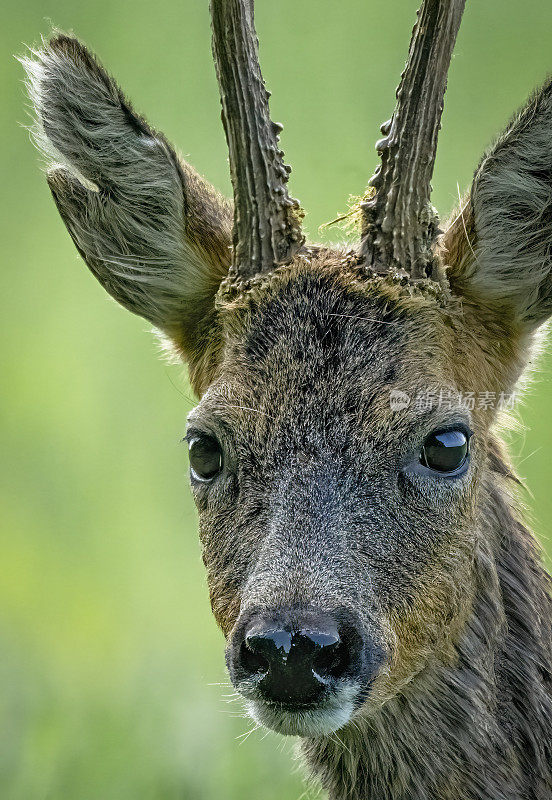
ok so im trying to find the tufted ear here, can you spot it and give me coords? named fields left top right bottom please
left=21, top=34, right=232, bottom=393
left=442, top=77, right=552, bottom=335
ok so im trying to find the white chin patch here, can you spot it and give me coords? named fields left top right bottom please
left=246, top=688, right=357, bottom=737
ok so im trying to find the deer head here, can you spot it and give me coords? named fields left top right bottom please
left=22, top=0, right=552, bottom=739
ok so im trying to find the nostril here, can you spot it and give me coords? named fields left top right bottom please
left=240, top=640, right=269, bottom=676
left=313, top=639, right=350, bottom=680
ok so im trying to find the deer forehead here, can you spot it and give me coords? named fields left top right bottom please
left=188, top=260, right=472, bottom=454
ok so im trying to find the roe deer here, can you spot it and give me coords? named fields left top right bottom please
left=22, top=0, right=552, bottom=797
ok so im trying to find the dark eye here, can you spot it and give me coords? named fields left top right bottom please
left=420, top=429, right=469, bottom=474
left=188, top=435, right=223, bottom=481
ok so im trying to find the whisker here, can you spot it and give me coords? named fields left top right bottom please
left=226, top=404, right=275, bottom=420
left=326, top=313, right=396, bottom=325
left=331, top=731, right=353, bottom=757
left=516, top=445, right=543, bottom=467
left=164, top=370, right=195, bottom=405
left=455, top=183, right=479, bottom=267
left=236, top=723, right=261, bottom=745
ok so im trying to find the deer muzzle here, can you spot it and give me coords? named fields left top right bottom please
left=226, top=606, right=385, bottom=736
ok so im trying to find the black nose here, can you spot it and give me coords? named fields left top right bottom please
left=231, top=609, right=370, bottom=706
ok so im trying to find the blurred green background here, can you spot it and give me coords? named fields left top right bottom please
left=2, top=1, right=552, bottom=798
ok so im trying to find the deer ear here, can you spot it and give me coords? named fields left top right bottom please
left=443, top=77, right=552, bottom=332
left=21, top=35, right=232, bottom=392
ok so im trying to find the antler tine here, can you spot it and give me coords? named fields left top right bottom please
left=360, top=0, right=466, bottom=280
left=210, top=0, right=304, bottom=279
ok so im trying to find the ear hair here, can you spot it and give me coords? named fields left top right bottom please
left=445, top=77, right=552, bottom=330
left=20, top=34, right=232, bottom=367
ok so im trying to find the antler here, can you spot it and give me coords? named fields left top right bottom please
left=210, top=0, right=304, bottom=279
left=360, top=0, right=466, bottom=279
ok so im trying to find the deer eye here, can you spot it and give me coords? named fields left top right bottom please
left=420, top=429, right=469, bottom=474
left=188, top=435, right=223, bottom=481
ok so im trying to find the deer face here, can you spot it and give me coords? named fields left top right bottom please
left=23, top=1, right=552, bottom=741
left=188, top=261, right=484, bottom=735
